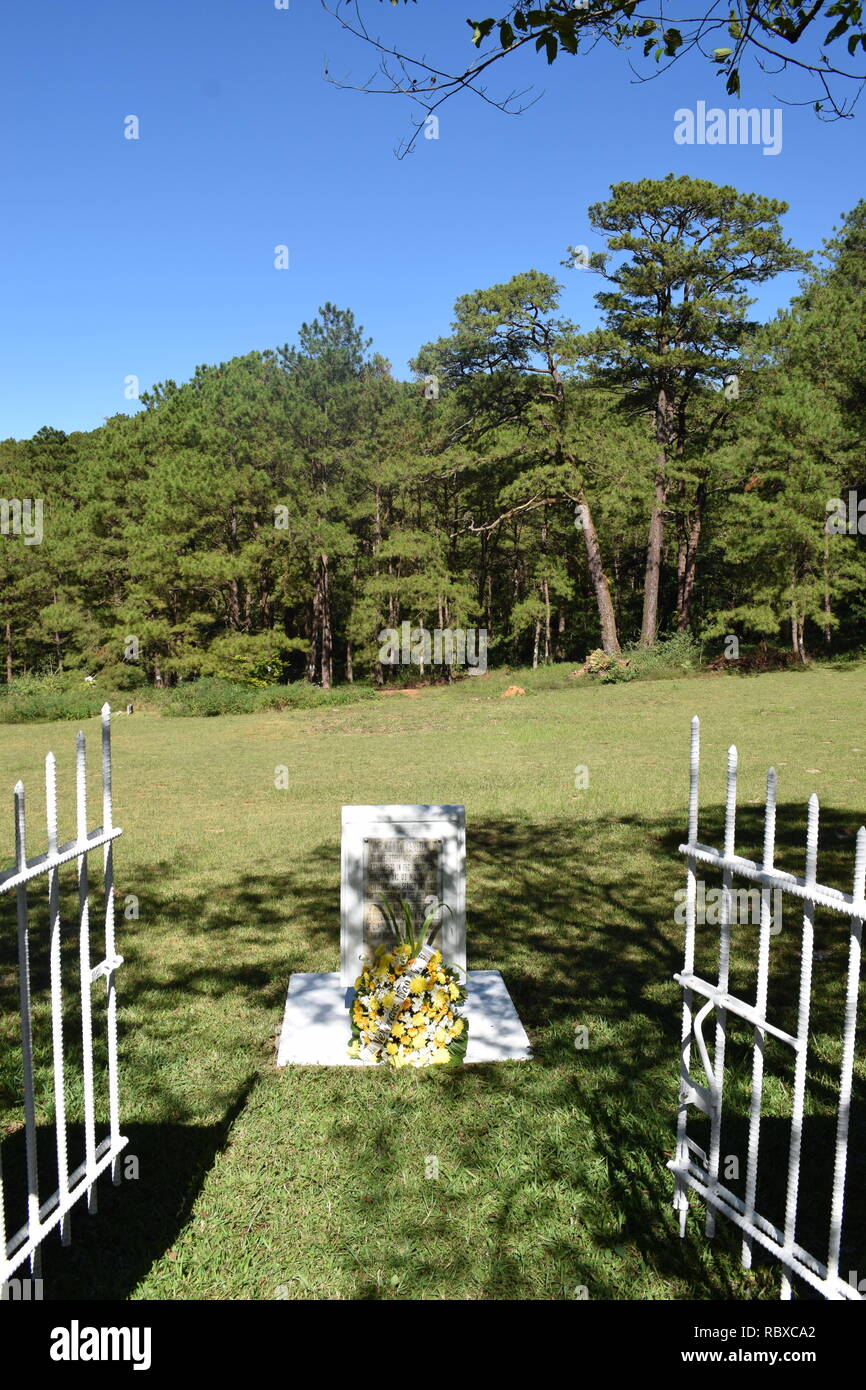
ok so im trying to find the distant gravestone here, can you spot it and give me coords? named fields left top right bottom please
left=340, top=805, right=466, bottom=986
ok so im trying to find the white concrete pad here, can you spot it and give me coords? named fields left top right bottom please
left=276, top=969, right=531, bottom=1067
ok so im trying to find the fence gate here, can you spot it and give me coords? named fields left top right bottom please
left=1, top=703, right=126, bottom=1292
left=669, top=715, right=865, bottom=1300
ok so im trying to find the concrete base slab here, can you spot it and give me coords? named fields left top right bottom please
left=276, top=969, right=531, bottom=1067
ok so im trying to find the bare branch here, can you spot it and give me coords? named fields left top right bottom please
left=321, top=0, right=865, bottom=141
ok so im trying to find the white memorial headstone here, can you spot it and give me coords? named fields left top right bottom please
left=276, top=802, right=531, bottom=1067
left=340, top=805, right=466, bottom=987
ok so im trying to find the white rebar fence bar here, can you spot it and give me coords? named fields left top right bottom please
left=0, top=703, right=126, bottom=1287
left=668, top=716, right=865, bottom=1301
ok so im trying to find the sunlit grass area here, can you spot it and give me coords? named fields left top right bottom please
left=1, top=662, right=865, bottom=1299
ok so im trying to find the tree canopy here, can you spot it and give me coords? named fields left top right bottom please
left=2, top=186, right=864, bottom=687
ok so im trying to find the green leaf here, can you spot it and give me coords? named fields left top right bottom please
left=635, top=19, right=656, bottom=35
left=825, top=16, right=851, bottom=41
left=447, top=1027, right=469, bottom=1065
left=712, top=47, right=733, bottom=60
left=535, top=31, right=558, bottom=62
left=499, top=20, right=515, bottom=48
left=663, top=27, right=683, bottom=53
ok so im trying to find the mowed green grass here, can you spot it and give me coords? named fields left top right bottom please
left=1, top=662, right=865, bottom=1300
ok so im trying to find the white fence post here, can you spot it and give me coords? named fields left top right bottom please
left=76, top=730, right=97, bottom=1215
left=826, top=826, right=865, bottom=1283
left=14, top=780, right=40, bottom=1278
left=674, top=716, right=700, bottom=1235
left=1, top=703, right=127, bottom=1288
left=102, top=704, right=122, bottom=1185
left=742, top=766, right=776, bottom=1268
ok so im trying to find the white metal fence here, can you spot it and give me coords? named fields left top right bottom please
left=669, top=715, right=865, bottom=1300
left=0, top=703, right=126, bottom=1287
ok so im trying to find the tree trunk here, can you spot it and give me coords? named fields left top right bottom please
left=822, top=538, right=832, bottom=646
left=5, top=620, right=12, bottom=683
left=542, top=577, right=551, bottom=665
left=306, top=593, right=318, bottom=683
left=532, top=617, right=541, bottom=669
left=640, top=465, right=668, bottom=646
left=577, top=490, right=621, bottom=655
left=320, top=553, right=332, bottom=689
left=676, top=481, right=706, bottom=632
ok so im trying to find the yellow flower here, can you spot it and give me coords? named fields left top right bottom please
left=448, top=982, right=460, bottom=1000
left=354, top=976, right=363, bottom=990
left=433, top=1047, right=450, bottom=1064
left=451, top=1018, right=465, bottom=1036
left=435, top=1028, right=447, bottom=1045
left=380, top=953, right=393, bottom=969
left=392, top=1020, right=406, bottom=1037
left=385, top=1042, right=398, bottom=1054
left=409, top=976, right=426, bottom=995
left=347, top=1040, right=360, bottom=1057
left=382, top=991, right=395, bottom=1009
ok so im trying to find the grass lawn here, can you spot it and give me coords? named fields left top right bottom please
left=1, top=662, right=865, bottom=1300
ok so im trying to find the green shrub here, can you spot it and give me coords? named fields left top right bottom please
left=0, top=674, right=108, bottom=724
left=577, top=633, right=702, bottom=686
left=191, top=633, right=306, bottom=686
left=622, top=632, right=703, bottom=680
left=599, top=661, right=634, bottom=685
left=156, top=678, right=267, bottom=717
left=156, top=677, right=377, bottom=718
left=98, top=661, right=150, bottom=691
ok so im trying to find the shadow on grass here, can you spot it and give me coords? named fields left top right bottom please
left=1, top=799, right=864, bottom=1299
left=1, top=1080, right=255, bottom=1300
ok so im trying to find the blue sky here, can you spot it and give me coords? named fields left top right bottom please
left=1, top=0, right=861, bottom=440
